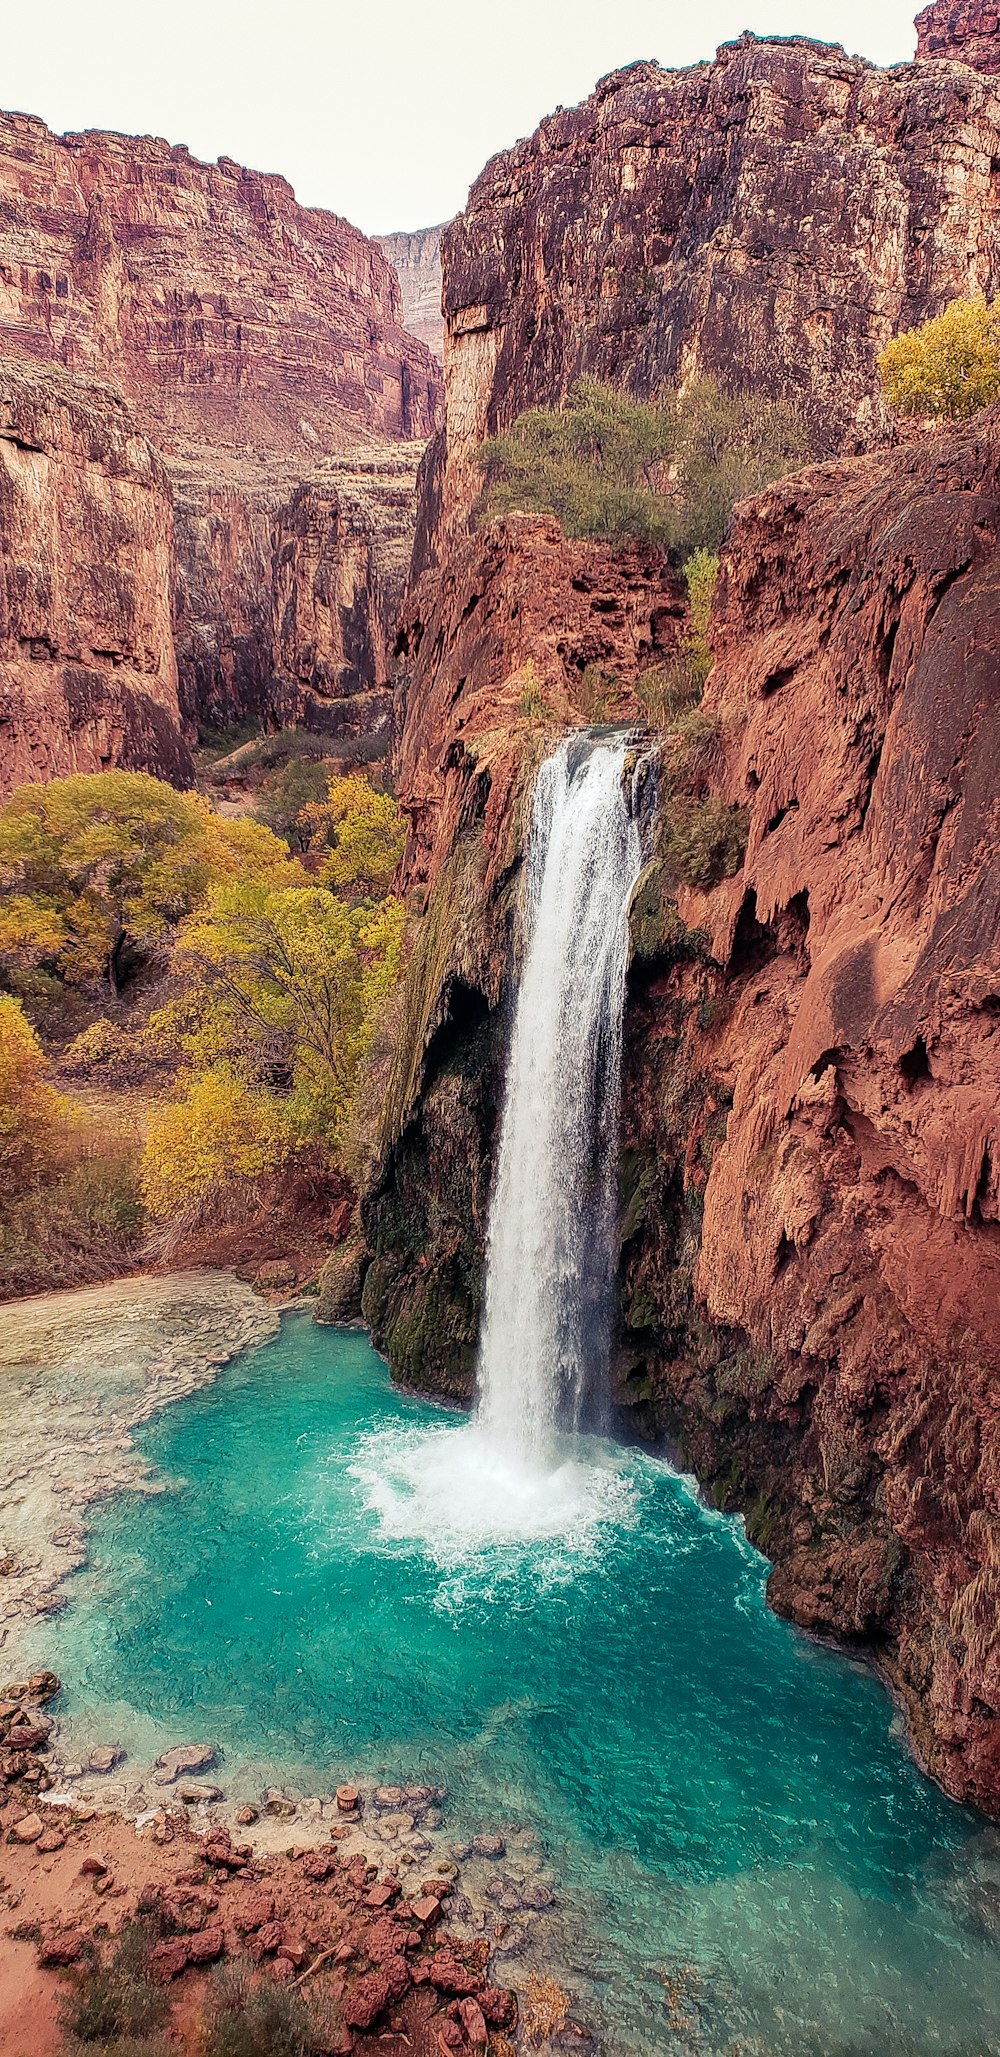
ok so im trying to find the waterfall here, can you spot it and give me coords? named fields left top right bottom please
left=475, top=734, right=643, bottom=1465
left=356, top=732, right=643, bottom=1560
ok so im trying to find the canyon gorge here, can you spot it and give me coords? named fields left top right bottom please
left=3, top=5, right=1000, bottom=2045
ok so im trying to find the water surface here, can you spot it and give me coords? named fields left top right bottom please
left=27, top=1317, right=1000, bottom=2056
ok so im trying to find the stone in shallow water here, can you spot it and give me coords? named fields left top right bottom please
left=88, top=1746, right=123, bottom=1773
left=177, top=1781, right=224, bottom=1804
left=154, top=1742, right=218, bottom=1781
left=470, top=1833, right=506, bottom=1859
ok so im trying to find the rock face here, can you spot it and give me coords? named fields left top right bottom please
left=618, top=409, right=1000, bottom=1815
left=0, top=110, right=440, bottom=454
left=376, top=227, right=446, bottom=361
left=0, top=108, right=444, bottom=785
left=0, top=357, right=192, bottom=796
left=371, top=411, right=1000, bottom=1813
left=436, top=30, right=1000, bottom=536
left=915, top=0, right=1000, bottom=73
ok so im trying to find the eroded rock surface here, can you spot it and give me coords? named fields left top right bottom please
left=436, top=26, right=1000, bottom=538
left=0, top=358, right=191, bottom=796
left=376, top=227, right=446, bottom=361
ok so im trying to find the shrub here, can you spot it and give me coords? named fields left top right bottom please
left=879, top=295, right=1000, bottom=420
left=0, top=994, right=70, bottom=1197
left=516, top=660, right=555, bottom=724
left=635, top=550, right=719, bottom=726
left=480, top=376, right=677, bottom=546
left=200, top=1963, right=340, bottom=2057
left=254, top=756, right=332, bottom=850
left=141, top=1065, right=293, bottom=1223
left=480, top=376, right=808, bottom=555
left=662, top=795, right=748, bottom=890
left=59, top=1924, right=168, bottom=2045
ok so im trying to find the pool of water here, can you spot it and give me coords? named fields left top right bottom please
left=25, top=1315, right=1000, bottom=2055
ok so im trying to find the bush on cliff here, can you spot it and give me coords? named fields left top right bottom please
left=635, top=548, right=719, bottom=724
left=479, top=376, right=808, bottom=553
left=879, top=295, right=1000, bottom=419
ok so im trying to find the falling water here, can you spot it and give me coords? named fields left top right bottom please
left=355, top=732, right=645, bottom=1556
left=475, top=734, right=643, bottom=1464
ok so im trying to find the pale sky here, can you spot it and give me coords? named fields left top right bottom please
left=6, top=0, right=920, bottom=236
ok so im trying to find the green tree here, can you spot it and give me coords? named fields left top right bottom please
left=479, top=375, right=808, bottom=555
left=879, top=295, right=1000, bottom=420
left=0, top=771, right=293, bottom=995
left=480, top=376, right=677, bottom=546
left=672, top=380, right=810, bottom=551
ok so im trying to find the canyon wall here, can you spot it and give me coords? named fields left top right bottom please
left=435, top=30, right=1000, bottom=542
left=0, top=358, right=192, bottom=796
left=0, top=111, right=444, bottom=788
left=376, top=228, right=446, bottom=362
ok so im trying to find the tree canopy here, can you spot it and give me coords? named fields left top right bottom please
left=879, top=296, right=1000, bottom=420
left=479, top=375, right=809, bottom=555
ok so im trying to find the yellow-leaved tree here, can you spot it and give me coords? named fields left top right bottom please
left=141, top=775, right=406, bottom=1230
left=0, top=770, right=294, bottom=998
left=0, top=994, right=70, bottom=1199
left=879, top=296, right=1000, bottom=420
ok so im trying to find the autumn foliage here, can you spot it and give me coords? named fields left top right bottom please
left=879, top=296, right=1000, bottom=420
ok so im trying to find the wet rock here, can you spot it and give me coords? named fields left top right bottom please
left=426, top=1949, right=483, bottom=1996
left=177, top=1782, right=224, bottom=1805
left=263, top=1787, right=298, bottom=1818
left=7, top=1723, right=52, bottom=1752
left=470, top=1833, right=505, bottom=1859
left=88, top=1747, right=124, bottom=1774
left=153, top=1743, right=217, bottom=1782
left=456, top=1996, right=489, bottom=2049
left=372, top=1784, right=405, bottom=1810
left=424, top=1808, right=443, bottom=1829
left=235, top=1804, right=259, bottom=1826
left=336, top=1784, right=361, bottom=1812
left=522, top=1880, right=554, bottom=1909
left=11, top=1811, right=43, bottom=1843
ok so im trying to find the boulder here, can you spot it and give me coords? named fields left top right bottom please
left=154, top=1743, right=218, bottom=1781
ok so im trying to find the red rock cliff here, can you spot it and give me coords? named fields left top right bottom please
left=0, top=111, right=440, bottom=454
left=435, top=30, right=1000, bottom=539
left=0, top=358, right=191, bottom=796
left=916, top=0, right=1000, bottom=73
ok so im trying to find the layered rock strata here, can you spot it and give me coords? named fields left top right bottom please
left=0, top=109, right=443, bottom=782
left=915, top=0, right=1000, bottom=73
left=368, top=413, right=1000, bottom=1814
left=0, top=358, right=192, bottom=796
left=376, top=227, right=446, bottom=361
left=435, top=29, right=1000, bottom=540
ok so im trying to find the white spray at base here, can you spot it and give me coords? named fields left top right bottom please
left=353, top=735, right=645, bottom=1563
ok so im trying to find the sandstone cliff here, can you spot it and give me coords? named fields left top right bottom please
left=435, top=31, right=1000, bottom=541
left=0, top=110, right=444, bottom=784
left=916, top=0, right=1000, bottom=72
left=367, top=409, right=1000, bottom=1815
left=376, top=228, right=446, bottom=362
left=0, top=358, right=192, bottom=796
left=0, top=110, right=439, bottom=455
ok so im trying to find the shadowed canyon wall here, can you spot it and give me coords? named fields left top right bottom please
left=0, top=111, right=444, bottom=786
left=376, top=228, right=446, bottom=362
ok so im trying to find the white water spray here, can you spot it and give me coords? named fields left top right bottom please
left=354, top=734, right=644, bottom=1559
left=476, top=735, right=642, bottom=1464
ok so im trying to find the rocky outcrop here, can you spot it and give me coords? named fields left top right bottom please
left=436, top=28, right=1000, bottom=537
left=369, top=411, right=1000, bottom=1814
left=0, top=358, right=192, bottom=796
left=916, top=0, right=1000, bottom=73
left=0, top=110, right=440, bottom=456
left=172, top=446, right=423, bottom=736
left=376, top=228, right=446, bottom=361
